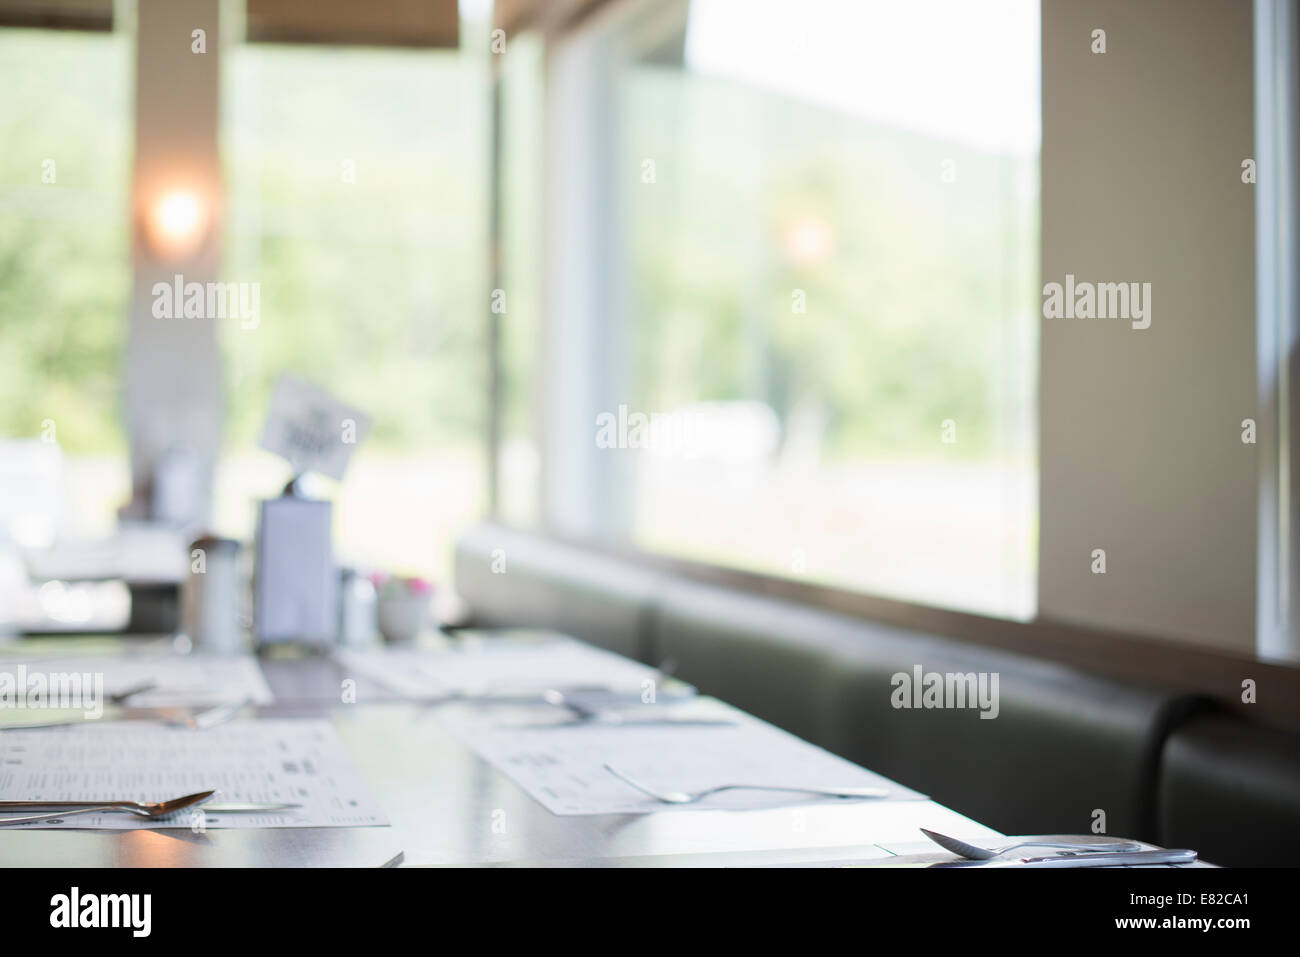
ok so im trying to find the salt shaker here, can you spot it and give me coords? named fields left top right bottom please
left=182, top=536, right=245, bottom=654
left=337, top=567, right=378, bottom=647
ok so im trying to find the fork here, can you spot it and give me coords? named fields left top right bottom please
left=603, top=763, right=888, bottom=804
left=919, top=827, right=1142, bottom=860
left=515, top=714, right=738, bottom=729
left=524, top=691, right=735, bottom=728
left=463, top=658, right=687, bottom=708
left=0, top=789, right=215, bottom=826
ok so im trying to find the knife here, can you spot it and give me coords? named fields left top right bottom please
left=199, top=803, right=303, bottom=813
left=933, top=848, right=1197, bottom=867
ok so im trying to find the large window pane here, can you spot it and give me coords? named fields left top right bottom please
left=0, top=27, right=132, bottom=544
left=604, top=0, right=1039, bottom=617
left=218, top=37, right=489, bottom=579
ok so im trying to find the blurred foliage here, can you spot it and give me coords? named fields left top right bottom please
left=0, top=30, right=131, bottom=453
left=621, top=67, right=1039, bottom=462
left=222, top=44, right=489, bottom=453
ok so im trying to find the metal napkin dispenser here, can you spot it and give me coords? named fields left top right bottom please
left=254, top=480, right=336, bottom=647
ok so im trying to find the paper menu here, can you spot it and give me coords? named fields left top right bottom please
left=334, top=639, right=665, bottom=699
left=0, top=719, right=387, bottom=829
left=0, top=654, right=273, bottom=710
left=445, top=709, right=926, bottom=815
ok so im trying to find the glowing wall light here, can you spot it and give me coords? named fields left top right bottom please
left=145, top=188, right=210, bottom=261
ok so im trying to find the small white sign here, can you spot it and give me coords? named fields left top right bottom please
left=258, top=375, right=371, bottom=480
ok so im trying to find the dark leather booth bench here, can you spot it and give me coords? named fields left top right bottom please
left=454, top=523, right=1300, bottom=865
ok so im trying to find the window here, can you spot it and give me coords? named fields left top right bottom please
left=524, top=0, right=1040, bottom=618
left=217, top=29, right=491, bottom=579
left=0, top=26, right=132, bottom=545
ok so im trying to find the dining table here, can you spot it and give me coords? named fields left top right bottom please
left=0, top=629, right=1166, bottom=868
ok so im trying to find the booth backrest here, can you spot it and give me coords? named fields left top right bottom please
left=1158, top=713, right=1300, bottom=867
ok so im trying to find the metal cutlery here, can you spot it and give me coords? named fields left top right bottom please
left=106, top=680, right=159, bottom=704
left=2, top=698, right=251, bottom=732
left=0, top=789, right=216, bottom=826
left=513, top=715, right=738, bottom=729
left=523, top=688, right=734, bottom=729
left=402, top=683, right=633, bottom=709
left=445, top=658, right=687, bottom=709
left=920, top=827, right=1142, bottom=860
left=931, top=848, right=1197, bottom=868
left=603, top=763, right=889, bottom=804
left=541, top=688, right=630, bottom=717
left=464, top=658, right=684, bottom=708
left=437, top=684, right=619, bottom=704
left=165, top=698, right=250, bottom=731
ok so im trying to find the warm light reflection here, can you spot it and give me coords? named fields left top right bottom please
left=147, top=188, right=207, bottom=260
left=781, top=216, right=835, bottom=266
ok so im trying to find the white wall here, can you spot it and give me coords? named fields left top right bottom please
left=1038, top=0, right=1257, bottom=652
